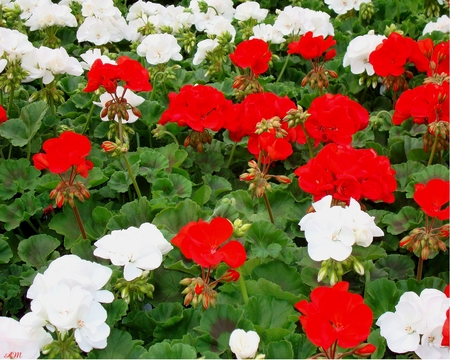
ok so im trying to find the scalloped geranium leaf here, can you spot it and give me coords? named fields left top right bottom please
left=152, top=199, right=203, bottom=236
left=151, top=266, right=185, bottom=306
left=245, top=221, right=291, bottom=259
left=192, top=184, right=212, bottom=206
left=375, top=254, right=415, bottom=280
left=106, top=197, right=154, bottom=231
left=138, top=148, right=169, bottom=182
left=122, top=309, right=155, bottom=337
left=194, top=304, right=244, bottom=353
left=0, top=101, right=48, bottom=147
left=383, top=206, right=423, bottom=235
left=103, top=299, right=128, bottom=327
left=245, top=278, right=305, bottom=305
left=152, top=178, right=175, bottom=199
left=365, top=278, right=402, bottom=319
left=245, top=295, right=298, bottom=330
left=202, top=175, right=232, bottom=202
left=0, top=192, right=41, bottom=231
left=138, top=100, right=166, bottom=127
left=284, top=333, right=317, bottom=360
left=223, top=190, right=256, bottom=220
left=193, top=150, right=224, bottom=174
left=85, top=167, right=108, bottom=188
left=153, top=308, right=201, bottom=342
left=391, top=161, right=426, bottom=192
left=151, top=302, right=184, bottom=324
left=251, top=260, right=309, bottom=296
left=107, top=171, right=132, bottom=193
left=87, top=328, right=146, bottom=359
left=169, top=173, right=192, bottom=198
left=351, top=244, right=388, bottom=261
left=266, top=340, right=294, bottom=359
left=396, top=277, right=447, bottom=295
left=405, top=164, right=450, bottom=198
left=157, top=143, right=188, bottom=171
left=17, top=234, right=60, bottom=268
left=0, top=159, right=41, bottom=200
left=140, top=342, right=197, bottom=359
left=367, top=328, right=386, bottom=359
left=0, top=237, right=13, bottom=264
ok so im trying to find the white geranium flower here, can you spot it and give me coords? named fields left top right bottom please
left=0, top=28, right=34, bottom=61
left=80, top=48, right=116, bottom=70
left=15, top=0, right=52, bottom=20
left=77, top=17, right=111, bottom=45
left=346, top=198, right=384, bottom=247
left=415, top=325, right=449, bottom=359
left=0, top=317, right=45, bottom=359
left=81, top=0, right=116, bottom=18
left=229, top=329, right=260, bottom=360
left=193, top=38, right=219, bottom=65
left=137, top=33, right=182, bottom=65
left=418, top=288, right=449, bottom=329
left=235, top=1, right=268, bottom=22
left=273, top=7, right=301, bottom=36
left=325, top=0, right=355, bottom=15
left=204, top=16, right=236, bottom=41
left=343, top=30, right=386, bottom=76
left=251, top=24, right=285, bottom=44
left=24, top=3, right=77, bottom=30
left=0, top=59, right=7, bottom=73
left=94, top=222, right=173, bottom=281
left=423, top=15, right=450, bottom=35
left=299, top=195, right=355, bottom=261
left=94, top=86, right=145, bottom=124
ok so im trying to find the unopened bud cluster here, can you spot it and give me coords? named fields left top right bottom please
left=184, top=129, right=212, bottom=152
left=102, top=98, right=141, bottom=122
left=359, top=2, right=375, bottom=20
left=233, top=74, right=264, bottom=101
left=282, top=106, right=310, bottom=128
left=424, top=0, right=442, bottom=18
left=424, top=121, right=449, bottom=152
left=50, top=180, right=90, bottom=208
left=180, top=277, right=218, bottom=309
left=42, top=331, right=82, bottom=359
left=101, top=140, right=128, bottom=157
left=255, top=116, right=287, bottom=138
left=318, top=256, right=365, bottom=285
left=233, top=219, right=252, bottom=238
left=358, top=73, right=379, bottom=89
left=302, top=66, right=338, bottom=92
left=0, top=59, right=29, bottom=94
left=115, top=272, right=155, bottom=304
left=400, top=225, right=448, bottom=260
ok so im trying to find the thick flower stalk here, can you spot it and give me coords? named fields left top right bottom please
left=32, top=131, right=93, bottom=240
left=171, top=217, right=246, bottom=309
left=295, top=281, right=376, bottom=359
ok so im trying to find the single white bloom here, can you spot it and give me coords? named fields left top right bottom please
left=0, top=317, right=43, bottom=359
left=251, top=24, right=285, bottom=44
left=94, top=222, right=173, bottom=281
left=418, top=288, right=449, bottom=329
left=325, top=0, right=355, bottom=15
left=415, top=325, right=450, bottom=359
left=299, top=8, right=335, bottom=37
left=273, top=7, right=301, bottom=36
left=346, top=198, right=384, bottom=247
left=80, top=48, right=116, bottom=70
left=343, top=30, right=386, bottom=76
left=229, top=329, right=260, bottom=360
left=94, top=86, right=145, bottom=124
left=77, top=17, right=111, bottom=45
left=235, top=2, right=268, bottom=22
left=192, top=38, right=219, bottom=65
left=137, top=33, right=182, bottom=65
left=0, top=28, right=34, bottom=61
left=423, top=15, right=450, bottom=35
left=204, top=16, right=236, bottom=41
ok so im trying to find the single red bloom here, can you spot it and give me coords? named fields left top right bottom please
left=248, top=131, right=293, bottom=163
left=295, top=282, right=373, bottom=351
left=159, top=85, right=232, bottom=132
left=0, top=105, right=7, bottom=124
left=287, top=32, right=336, bottom=60
left=171, top=217, right=246, bottom=268
left=84, top=59, right=122, bottom=93
left=230, top=38, right=272, bottom=77
left=413, top=179, right=450, bottom=220
left=32, top=131, right=93, bottom=178
left=117, top=56, right=152, bottom=92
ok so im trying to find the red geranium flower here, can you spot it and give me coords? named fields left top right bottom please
left=230, top=38, right=272, bottom=77
left=159, top=85, right=232, bottom=132
left=287, top=31, right=336, bottom=60
left=0, top=105, right=7, bottom=124
left=413, top=179, right=450, bottom=220
left=417, top=38, right=449, bottom=77
left=171, top=217, right=246, bottom=268
left=33, top=131, right=93, bottom=178
left=117, top=56, right=152, bottom=92
left=248, top=131, right=293, bottom=164
left=295, top=282, right=374, bottom=353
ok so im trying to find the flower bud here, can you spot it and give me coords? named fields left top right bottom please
left=353, top=259, right=365, bottom=276
left=220, top=269, right=240, bottom=282
left=354, top=344, right=376, bottom=356
left=317, top=266, right=329, bottom=283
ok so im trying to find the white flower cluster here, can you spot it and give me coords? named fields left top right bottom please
left=343, top=30, right=386, bottom=76
left=299, top=195, right=384, bottom=262
left=422, top=14, right=450, bottom=35
left=325, top=0, right=372, bottom=15
left=24, top=1, right=77, bottom=30
left=94, top=222, right=173, bottom=281
left=377, top=288, right=450, bottom=359
left=229, top=329, right=261, bottom=360
left=20, top=255, right=114, bottom=353
left=0, top=28, right=34, bottom=73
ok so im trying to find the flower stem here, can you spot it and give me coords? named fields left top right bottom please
left=237, top=269, right=248, bottom=305
left=276, top=54, right=290, bottom=83
left=427, top=129, right=439, bottom=166
left=225, top=141, right=237, bottom=169
left=164, top=130, right=179, bottom=145
left=262, top=192, right=275, bottom=224
left=416, top=257, right=424, bottom=282
left=123, top=153, right=142, bottom=199
left=300, top=123, right=315, bottom=159
left=72, top=202, right=87, bottom=240
left=81, top=102, right=96, bottom=135
left=6, top=83, right=15, bottom=117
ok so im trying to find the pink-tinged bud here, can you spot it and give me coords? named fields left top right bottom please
left=399, top=235, right=412, bottom=248
left=131, top=106, right=142, bottom=118
left=421, top=246, right=430, bottom=260
left=275, top=175, right=291, bottom=184
left=101, top=141, right=118, bottom=153
left=180, top=278, right=194, bottom=286
left=183, top=291, right=193, bottom=307
left=301, top=75, right=309, bottom=87
left=220, top=269, right=240, bottom=282
left=327, top=70, right=338, bottom=78
left=101, top=107, right=109, bottom=118
left=354, top=344, right=376, bottom=356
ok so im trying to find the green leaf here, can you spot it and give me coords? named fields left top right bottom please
left=107, top=171, right=132, bottom=193
left=365, top=278, right=402, bottom=319
left=153, top=307, right=201, bottom=341
left=151, top=266, right=185, bottom=306
left=157, top=143, right=188, bottom=171
left=246, top=221, right=291, bottom=259
left=141, top=342, right=197, bottom=359
left=396, top=277, right=447, bottom=295
left=383, top=206, right=423, bottom=235
left=103, top=299, right=128, bottom=327
left=405, top=164, right=450, bottom=198
left=284, top=333, right=317, bottom=360
left=107, top=197, right=154, bottom=231
left=138, top=100, right=166, bottom=127
left=367, top=328, right=386, bottom=359
left=375, top=254, right=415, bottom=280
left=138, top=148, right=170, bottom=182
left=153, top=199, right=203, bottom=236
left=0, top=101, right=48, bottom=147
left=17, top=234, right=60, bottom=268
left=0, top=238, right=13, bottom=264
left=169, top=173, right=192, bottom=198
left=202, top=175, right=232, bottom=202
left=245, top=278, right=305, bottom=305
left=391, top=161, right=426, bottom=192
left=266, top=340, right=294, bottom=359
left=245, top=295, right=298, bottom=330
left=351, top=244, right=388, bottom=261
left=87, top=328, right=146, bottom=359
left=193, top=150, right=224, bottom=174
left=0, top=159, right=40, bottom=200
left=0, top=192, right=42, bottom=231
left=71, top=93, right=94, bottom=109
left=192, top=184, right=212, bottom=205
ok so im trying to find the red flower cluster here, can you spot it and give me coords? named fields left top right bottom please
left=417, top=38, right=449, bottom=77
left=295, top=282, right=374, bottom=355
left=248, top=131, right=293, bottom=164
left=33, top=131, right=93, bottom=178
left=413, top=179, right=450, bottom=221
left=230, top=38, right=272, bottom=77
left=296, top=94, right=369, bottom=146
left=294, top=143, right=397, bottom=203
left=287, top=31, right=336, bottom=61
left=369, top=32, right=428, bottom=77
left=84, top=56, right=152, bottom=94
left=224, top=92, right=297, bottom=142
left=171, top=217, right=246, bottom=269
left=392, top=82, right=449, bottom=125
left=0, top=105, right=7, bottom=124
left=159, top=84, right=233, bottom=132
